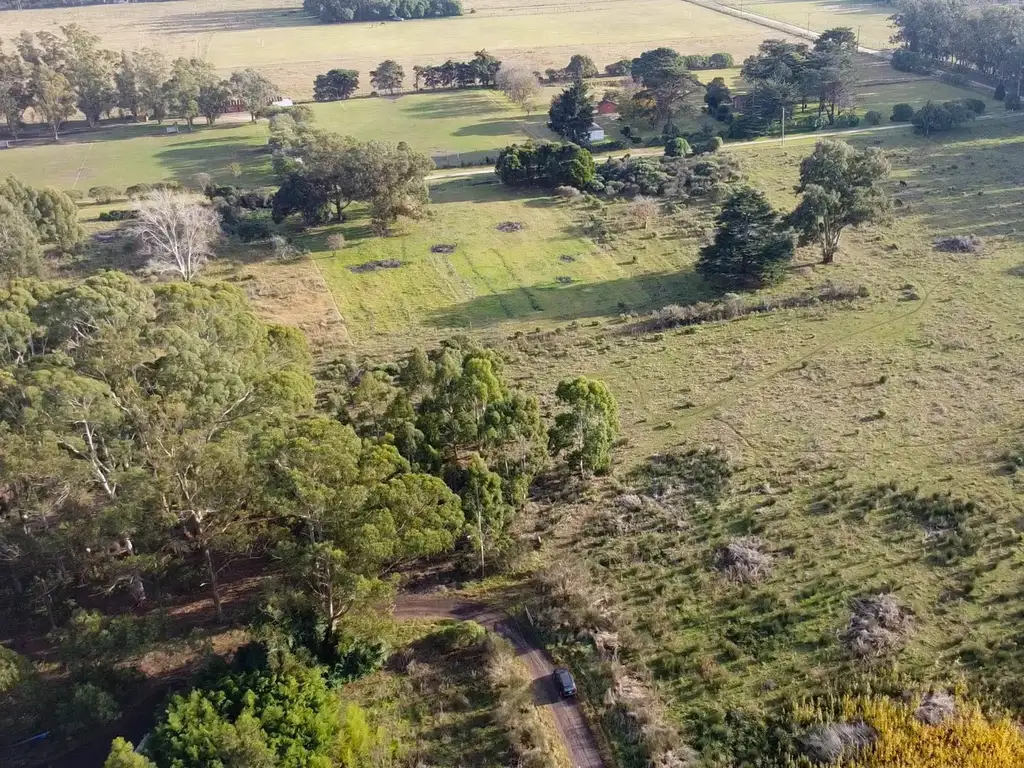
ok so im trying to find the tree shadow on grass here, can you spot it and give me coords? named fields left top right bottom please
left=141, top=7, right=309, bottom=36
left=453, top=118, right=531, bottom=137
left=400, top=91, right=507, bottom=120
left=426, top=269, right=710, bottom=329
left=155, top=136, right=273, bottom=187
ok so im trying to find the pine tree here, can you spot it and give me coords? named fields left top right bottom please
left=697, top=186, right=794, bottom=288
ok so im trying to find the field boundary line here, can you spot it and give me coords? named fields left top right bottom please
left=71, top=141, right=95, bottom=190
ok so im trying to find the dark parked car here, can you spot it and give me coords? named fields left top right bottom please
left=552, top=667, right=577, bottom=698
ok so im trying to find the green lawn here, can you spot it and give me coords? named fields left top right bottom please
left=0, top=121, right=270, bottom=190
left=311, top=89, right=558, bottom=167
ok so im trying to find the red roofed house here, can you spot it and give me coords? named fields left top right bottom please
left=597, top=98, right=618, bottom=115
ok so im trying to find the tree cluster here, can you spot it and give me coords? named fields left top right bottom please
left=888, top=0, right=1024, bottom=98
left=268, top=119, right=434, bottom=234
left=544, top=54, right=600, bottom=83
left=303, top=0, right=461, bottom=23
left=627, top=47, right=703, bottom=131
left=591, top=151, right=739, bottom=199
left=735, top=32, right=858, bottom=134
left=412, top=50, right=501, bottom=90
left=697, top=139, right=890, bottom=288
left=0, top=175, right=83, bottom=275
left=0, top=26, right=279, bottom=139
left=910, top=98, right=978, bottom=136
left=494, top=141, right=596, bottom=189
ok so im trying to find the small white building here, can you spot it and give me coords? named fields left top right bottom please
left=588, top=123, right=605, bottom=142
left=272, top=98, right=294, bottom=108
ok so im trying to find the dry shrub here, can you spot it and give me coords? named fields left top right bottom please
left=914, top=691, right=955, bottom=725
left=604, top=665, right=699, bottom=768
left=714, top=536, right=773, bottom=584
left=555, top=186, right=582, bottom=199
left=803, top=721, right=877, bottom=764
left=629, top=282, right=869, bottom=335
left=934, top=234, right=982, bottom=253
left=532, top=562, right=619, bottom=640
left=840, top=594, right=913, bottom=658
left=485, top=636, right=560, bottom=768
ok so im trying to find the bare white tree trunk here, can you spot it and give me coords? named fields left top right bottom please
left=134, top=190, right=221, bottom=281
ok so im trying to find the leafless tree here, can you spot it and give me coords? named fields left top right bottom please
left=326, top=232, right=346, bottom=254
left=134, top=190, right=221, bottom=282
left=627, top=196, right=660, bottom=230
left=497, top=66, right=541, bottom=114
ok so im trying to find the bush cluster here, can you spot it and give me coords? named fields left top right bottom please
left=494, top=142, right=596, bottom=189
left=891, top=49, right=933, bottom=74
left=591, top=153, right=740, bottom=199
left=304, top=0, right=462, bottom=23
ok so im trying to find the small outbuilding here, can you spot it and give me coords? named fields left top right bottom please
left=588, top=123, right=606, bottom=142
left=597, top=98, right=618, bottom=115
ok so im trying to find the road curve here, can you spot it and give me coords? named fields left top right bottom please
left=394, top=595, right=607, bottom=768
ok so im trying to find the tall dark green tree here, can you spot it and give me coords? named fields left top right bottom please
left=697, top=186, right=794, bottom=288
left=548, top=81, right=595, bottom=144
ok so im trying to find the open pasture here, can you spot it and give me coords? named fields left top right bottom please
left=2, top=0, right=801, bottom=98
left=716, top=0, right=897, bottom=50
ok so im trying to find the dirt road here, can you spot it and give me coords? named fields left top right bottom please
left=394, top=595, right=607, bottom=768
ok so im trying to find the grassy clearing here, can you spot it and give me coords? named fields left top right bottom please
left=716, top=0, right=898, bottom=50
left=2, top=0, right=801, bottom=99
left=0, top=121, right=270, bottom=190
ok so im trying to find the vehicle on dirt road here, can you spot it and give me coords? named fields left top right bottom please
left=553, top=667, right=577, bottom=698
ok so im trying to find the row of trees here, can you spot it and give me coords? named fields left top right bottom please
left=698, top=139, right=890, bottom=287
left=0, top=272, right=619, bottom=641
left=303, top=0, right=461, bottom=23
left=889, top=0, right=1024, bottom=96
left=312, top=52, right=502, bottom=101
left=0, top=25, right=279, bottom=139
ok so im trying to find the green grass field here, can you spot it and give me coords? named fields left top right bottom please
left=225, top=119, right=1024, bottom=752
left=2, top=0, right=800, bottom=99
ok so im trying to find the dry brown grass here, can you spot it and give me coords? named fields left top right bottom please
left=2, top=0, right=798, bottom=98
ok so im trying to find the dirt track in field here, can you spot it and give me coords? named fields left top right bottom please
left=394, top=595, right=606, bottom=768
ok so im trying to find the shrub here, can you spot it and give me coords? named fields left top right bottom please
left=56, top=683, right=119, bottom=735
left=890, top=103, right=915, bottom=122
left=835, top=111, right=860, bottom=128
left=234, top=216, right=274, bottom=242
left=994, top=81, right=1006, bottom=101
left=934, top=234, right=982, bottom=253
left=605, top=58, right=632, bottom=76
left=495, top=142, right=595, bottom=189
left=709, top=52, right=734, bottom=68
left=98, top=209, right=139, bottom=222
left=554, top=185, right=582, bottom=199
left=890, top=49, right=932, bottom=74
left=89, top=185, right=122, bottom=204
left=839, top=594, right=912, bottom=658
left=432, top=620, right=488, bottom=650
left=939, top=71, right=970, bottom=87
left=962, top=97, right=986, bottom=115
left=864, top=110, right=882, bottom=126
left=714, top=536, right=773, bottom=584
left=125, top=183, right=153, bottom=200
left=664, top=137, right=691, bottom=157
left=912, top=99, right=975, bottom=135
left=64, top=189, right=84, bottom=202
left=802, top=722, right=876, bottom=764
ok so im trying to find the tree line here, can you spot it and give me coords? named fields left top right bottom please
left=302, top=0, right=461, bottom=23
left=889, top=0, right=1024, bottom=101
left=0, top=24, right=280, bottom=140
